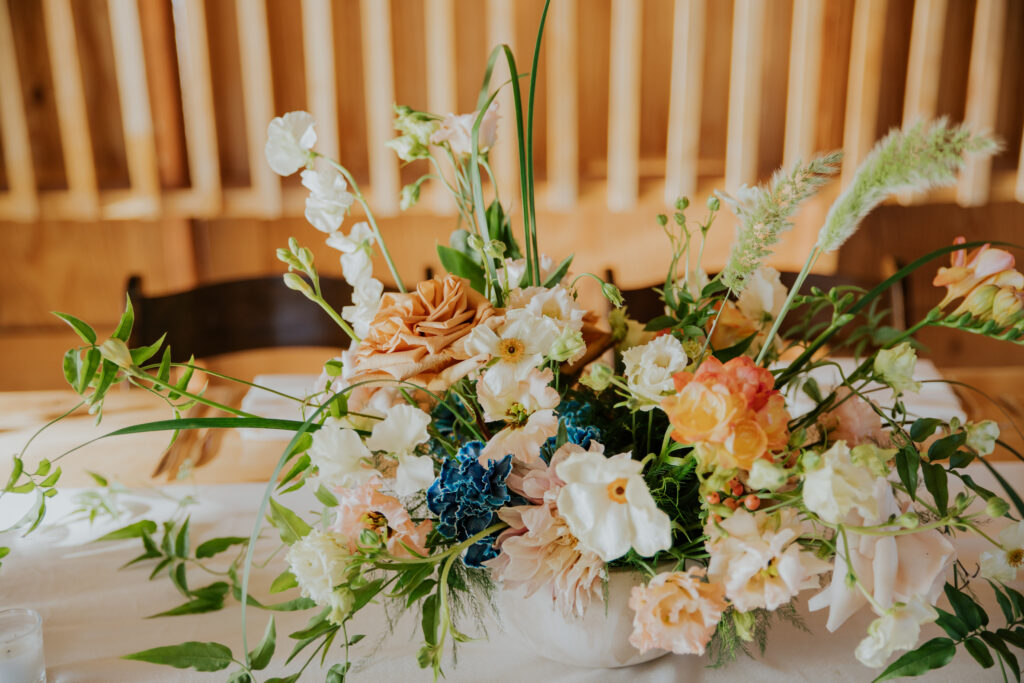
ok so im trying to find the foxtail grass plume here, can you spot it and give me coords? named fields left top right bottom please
left=720, top=152, right=843, bottom=293
left=816, top=120, right=999, bottom=253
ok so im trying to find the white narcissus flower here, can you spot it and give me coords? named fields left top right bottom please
left=965, top=420, right=1000, bottom=456
left=873, top=342, right=921, bottom=394
left=506, top=285, right=586, bottom=333
left=308, top=419, right=379, bottom=488
left=736, top=266, right=788, bottom=326
left=366, top=404, right=435, bottom=496
left=555, top=451, right=672, bottom=561
left=802, top=441, right=883, bottom=524
left=301, top=167, right=354, bottom=233
left=265, top=111, right=317, bottom=176
left=854, top=596, right=937, bottom=668
left=430, top=101, right=499, bottom=158
left=980, top=521, right=1024, bottom=582
left=476, top=367, right=559, bottom=423
left=706, top=508, right=830, bottom=612
left=342, top=278, right=383, bottom=339
left=622, top=335, right=689, bottom=409
left=465, top=309, right=560, bottom=384
left=286, top=528, right=355, bottom=624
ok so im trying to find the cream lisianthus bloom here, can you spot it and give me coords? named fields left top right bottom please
left=555, top=451, right=672, bottom=561
left=506, top=284, right=586, bottom=333
left=286, top=528, right=355, bottom=624
left=980, top=521, right=1024, bottom=582
left=706, top=508, right=830, bottom=612
left=802, top=441, right=884, bottom=524
left=265, top=111, right=317, bottom=176
left=308, top=419, right=379, bottom=489
left=736, top=266, right=788, bottom=325
left=854, top=596, right=937, bottom=668
left=873, top=342, right=921, bottom=394
left=965, top=420, right=1000, bottom=456
left=466, top=309, right=560, bottom=384
left=622, top=334, right=689, bottom=409
left=365, top=404, right=435, bottom=497
left=301, top=167, right=354, bottom=233
left=430, top=101, right=499, bottom=158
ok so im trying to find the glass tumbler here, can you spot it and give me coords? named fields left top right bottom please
left=0, top=609, right=45, bottom=683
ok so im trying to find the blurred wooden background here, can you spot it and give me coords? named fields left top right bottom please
left=0, top=0, right=1022, bottom=390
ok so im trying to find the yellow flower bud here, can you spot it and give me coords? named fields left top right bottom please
left=992, top=287, right=1024, bottom=327
left=952, top=284, right=998, bottom=319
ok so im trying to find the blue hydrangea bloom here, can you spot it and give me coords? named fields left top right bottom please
left=538, top=400, right=603, bottom=463
left=426, top=441, right=513, bottom=567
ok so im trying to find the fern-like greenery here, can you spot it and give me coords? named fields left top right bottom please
left=720, top=152, right=843, bottom=293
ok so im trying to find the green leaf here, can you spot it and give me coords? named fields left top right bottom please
left=895, top=446, right=920, bottom=499
left=871, top=637, right=956, bottom=682
left=712, top=333, right=757, bottom=363
left=541, top=254, right=573, bottom=288
left=157, top=347, right=172, bottom=383
left=644, top=315, right=677, bottom=332
left=247, top=618, right=276, bottom=670
left=964, top=636, right=994, bottom=668
left=267, top=498, right=311, bottom=544
left=174, top=516, right=191, bottom=557
left=266, top=676, right=300, bottom=683
left=53, top=312, right=97, bottom=344
left=315, top=484, right=339, bottom=508
left=130, top=333, right=166, bottom=366
left=170, top=561, right=189, bottom=596
left=90, top=360, right=119, bottom=406
left=351, top=578, right=385, bottom=613
left=112, top=294, right=135, bottom=342
left=921, top=462, right=948, bottom=515
left=77, top=348, right=101, bottom=394
left=34, top=460, right=51, bottom=478
left=39, top=467, right=61, bottom=488
left=169, top=357, right=195, bottom=400
left=5, top=456, right=23, bottom=491
left=226, top=672, right=252, bottom=683
left=944, top=583, right=987, bottom=630
left=95, top=520, right=157, bottom=542
left=148, top=597, right=225, bottom=618
left=992, top=583, right=1016, bottom=623
left=927, top=432, right=967, bottom=461
left=406, top=579, right=436, bottom=607
left=934, top=608, right=968, bottom=640
left=195, top=536, right=248, bottom=559
left=122, top=641, right=233, bottom=672
left=421, top=592, right=440, bottom=646
left=980, top=631, right=1020, bottom=679
left=909, top=418, right=942, bottom=442
left=997, top=627, right=1024, bottom=650
left=437, top=245, right=485, bottom=293
left=63, top=349, right=81, bottom=389
left=326, top=662, right=350, bottom=683
left=270, top=570, right=298, bottom=594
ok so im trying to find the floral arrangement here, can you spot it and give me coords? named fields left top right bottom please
left=5, top=7, right=1024, bottom=683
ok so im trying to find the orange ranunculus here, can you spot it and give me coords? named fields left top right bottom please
left=934, top=236, right=1022, bottom=309
left=661, top=356, right=791, bottom=472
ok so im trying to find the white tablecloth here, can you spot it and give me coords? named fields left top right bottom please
left=1, top=466, right=1017, bottom=682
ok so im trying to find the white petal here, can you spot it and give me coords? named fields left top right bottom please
left=394, top=454, right=436, bottom=496
left=366, top=404, right=431, bottom=455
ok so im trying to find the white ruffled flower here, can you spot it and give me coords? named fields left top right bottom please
left=706, top=508, right=830, bottom=612
left=365, top=404, right=435, bottom=496
left=506, top=285, right=586, bottom=333
left=966, top=420, right=1000, bottom=456
left=308, top=419, right=379, bottom=488
left=873, top=342, right=921, bottom=394
left=802, top=441, right=883, bottom=524
left=465, top=309, right=560, bottom=384
left=498, top=254, right=561, bottom=289
left=301, top=167, right=354, bottom=233
left=265, top=111, right=317, bottom=176
left=555, top=450, right=672, bottom=561
left=736, top=266, right=788, bottom=326
left=477, top=367, right=559, bottom=423
left=980, top=521, right=1024, bottom=582
left=854, top=596, right=937, bottom=669
left=481, top=409, right=558, bottom=465
left=342, top=278, right=383, bottom=339
left=286, top=528, right=355, bottom=624
left=326, top=222, right=376, bottom=286
left=430, top=101, right=499, bottom=158
left=622, top=335, right=689, bottom=409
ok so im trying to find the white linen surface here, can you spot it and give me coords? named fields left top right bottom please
left=1, top=469, right=1016, bottom=682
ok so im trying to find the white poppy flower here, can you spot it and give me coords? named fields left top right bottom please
left=506, top=285, right=586, bottom=333
left=476, top=367, right=559, bottom=422
left=301, top=167, right=354, bottom=233
left=802, top=441, right=884, bottom=524
left=854, top=596, right=937, bottom=668
left=465, top=309, right=560, bottom=384
left=555, top=451, right=672, bottom=561
left=286, top=528, right=355, bottom=624
left=481, top=409, right=558, bottom=465
left=622, top=334, right=689, bottom=409
left=736, top=266, right=788, bottom=325
left=308, top=419, right=378, bottom=488
left=980, top=521, right=1024, bottom=582
left=265, top=111, right=317, bottom=176
left=429, top=101, right=499, bottom=158
left=342, top=278, right=383, bottom=339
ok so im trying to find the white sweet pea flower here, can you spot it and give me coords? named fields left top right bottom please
left=365, top=404, right=435, bottom=496
left=301, top=167, right=354, bottom=233
left=802, top=441, right=883, bottom=524
left=430, top=101, right=499, bottom=158
left=980, top=521, right=1024, bottom=582
left=477, top=367, right=559, bottom=423
left=965, top=420, right=1000, bottom=456
left=265, top=111, right=317, bottom=176
left=854, top=596, right=937, bottom=669
left=555, top=450, right=672, bottom=561
left=326, top=222, right=376, bottom=286
left=342, top=278, right=383, bottom=339
left=308, top=419, right=378, bottom=489
left=286, top=528, right=355, bottom=624
left=736, top=266, right=788, bottom=326
left=873, top=342, right=921, bottom=394
left=622, top=335, right=689, bottom=409
left=465, top=309, right=560, bottom=384
left=506, top=285, right=586, bottom=333
left=497, top=254, right=561, bottom=288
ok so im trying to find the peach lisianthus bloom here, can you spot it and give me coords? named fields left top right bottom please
left=661, top=357, right=790, bottom=471
left=628, top=567, right=727, bottom=656
left=933, top=236, right=1022, bottom=308
left=329, top=478, right=432, bottom=558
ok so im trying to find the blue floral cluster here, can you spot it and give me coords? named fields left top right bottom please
left=426, top=441, right=513, bottom=567
left=539, top=400, right=603, bottom=462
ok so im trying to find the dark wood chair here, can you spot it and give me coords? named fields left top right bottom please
left=126, top=275, right=354, bottom=360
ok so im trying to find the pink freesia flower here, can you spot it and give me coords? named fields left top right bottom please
left=933, top=236, right=1022, bottom=308
left=628, top=567, right=727, bottom=656
left=329, top=478, right=432, bottom=558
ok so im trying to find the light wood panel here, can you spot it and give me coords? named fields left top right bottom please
left=841, top=0, right=887, bottom=187
left=0, top=0, right=37, bottom=221
left=664, top=0, right=706, bottom=204
left=783, top=0, right=824, bottom=170
left=546, top=0, right=577, bottom=210
left=606, top=0, right=641, bottom=211
left=424, top=0, right=458, bottom=214
left=725, top=0, right=766, bottom=191
left=359, top=0, right=399, bottom=215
